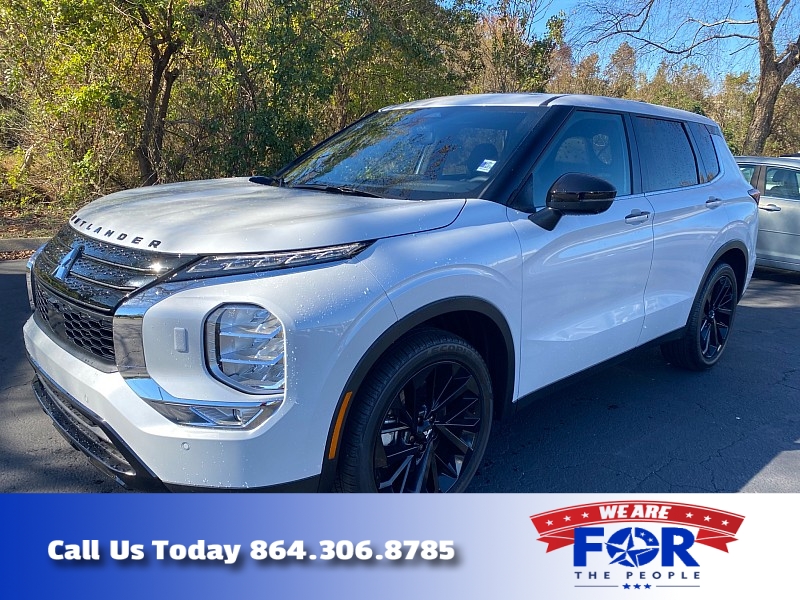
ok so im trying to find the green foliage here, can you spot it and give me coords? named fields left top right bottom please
left=472, top=3, right=564, bottom=93
left=762, top=83, right=800, bottom=156
left=1, top=0, right=798, bottom=213
left=637, top=62, right=710, bottom=115
left=0, top=0, right=486, bottom=207
left=707, top=73, right=755, bottom=155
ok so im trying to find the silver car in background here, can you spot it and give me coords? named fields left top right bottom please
left=737, top=156, right=800, bottom=272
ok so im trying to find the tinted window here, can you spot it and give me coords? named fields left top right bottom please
left=634, top=117, right=699, bottom=191
left=738, top=165, right=756, bottom=185
left=687, top=121, right=720, bottom=182
left=531, top=111, right=631, bottom=208
left=765, top=167, right=800, bottom=199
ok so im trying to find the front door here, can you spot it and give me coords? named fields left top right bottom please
left=509, top=110, right=654, bottom=396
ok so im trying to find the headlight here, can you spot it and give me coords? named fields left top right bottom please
left=176, top=242, right=371, bottom=279
left=204, top=304, right=285, bottom=394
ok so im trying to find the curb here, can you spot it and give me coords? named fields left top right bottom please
left=0, top=237, right=49, bottom=252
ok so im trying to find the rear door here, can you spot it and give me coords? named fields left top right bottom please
left=757, top=165, right=800, bottom=270
left=634, top=117, right=733, bottom=344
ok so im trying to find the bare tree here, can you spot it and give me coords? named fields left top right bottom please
left=577, top=0, right=800, bottom=154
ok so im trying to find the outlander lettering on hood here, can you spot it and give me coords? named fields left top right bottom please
left=70, top=215, right=163, bottom=249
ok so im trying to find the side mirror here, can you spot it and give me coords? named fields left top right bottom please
left=530, top=173, right=617, bottom=231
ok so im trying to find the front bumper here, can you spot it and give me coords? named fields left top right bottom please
left=24, top=316, right=326, bottom=491
left=30, top=363, right=167, bottom=491
left=29, top=360, right=320, bottom=493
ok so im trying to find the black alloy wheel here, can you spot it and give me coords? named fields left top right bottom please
left=375, top=359, right=485, bottom=492
left=661, top=262, right=739, bottom=371
left=337, top=329, right=493, bottom=493
left=698, top=270, right=735, bottom=361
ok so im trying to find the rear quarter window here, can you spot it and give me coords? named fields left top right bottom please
left=687, top=121, right=720, bottom=182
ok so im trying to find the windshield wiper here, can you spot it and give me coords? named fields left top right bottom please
left=289, top=183, right=382, bottom=198
left=249, top=175, right=285, bottom=187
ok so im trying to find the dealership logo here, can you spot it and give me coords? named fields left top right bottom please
left=530, top=501, right=744, bottom=591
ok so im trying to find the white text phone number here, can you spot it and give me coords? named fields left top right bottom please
left=250, top=540, right=455, bottom=561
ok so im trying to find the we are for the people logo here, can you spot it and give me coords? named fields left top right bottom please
left=530, top=501, right=744, bottom=591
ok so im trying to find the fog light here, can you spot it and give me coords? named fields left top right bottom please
left=147, top=401, right=273, bottom=428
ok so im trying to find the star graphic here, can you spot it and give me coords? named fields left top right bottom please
left=686, top=512, right=693, bottom=518
left=582, top=512, right=590, bottom=518
left=546, top=520, right=553, bottom=526
left=634, top=584, right=641, bottom=589
left=704, top=515, right=711, bottom=522
left=722, top=520, right=729, bottom=526
left=623, top=584, right=631, bottom=589
left=644, top=584, right=651, bottom=589
left=564, top=515, right=571, bottom=522
left=607, top=528, right=659, bottom=568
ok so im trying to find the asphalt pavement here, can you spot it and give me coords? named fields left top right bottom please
left=1, top=258, right=798, bottom=493
left=0, top=259, right=122, bottom=492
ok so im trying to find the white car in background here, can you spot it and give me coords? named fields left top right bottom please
left=24, top=93, right=758, bottom=493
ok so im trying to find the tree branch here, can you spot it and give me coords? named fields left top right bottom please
left=687, top=18, right=757, bottom=28
left=772, top=0, right=792, bottom=30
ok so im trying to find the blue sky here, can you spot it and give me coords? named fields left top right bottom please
left=527, top=0, right=766, bottom=82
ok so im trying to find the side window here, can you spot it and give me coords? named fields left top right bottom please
left=687, top=121, right=720, bottom=182
left=531, top=111, right=631, bottom=208
left=765, top=167, right=800, bottom=199
left=634, top=117, right=699, bottom=191
left=738, top=165, right=756, bottom=186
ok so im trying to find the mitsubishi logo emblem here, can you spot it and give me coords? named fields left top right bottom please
left=53, top=246, right=82, bottom=281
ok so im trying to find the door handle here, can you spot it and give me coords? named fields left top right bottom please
left=706, top=197, right=723, bottom=208
left=624, top=209, right=651, bottom=224
left=759, top=203, right=782, bottom=212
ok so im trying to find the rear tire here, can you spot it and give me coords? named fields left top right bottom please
left=661, top=262, right=738, bottom=371
left=337, top=328, right=493, bottom=493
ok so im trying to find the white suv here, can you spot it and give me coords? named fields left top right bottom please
left=24, top=94, right=759, bottom=493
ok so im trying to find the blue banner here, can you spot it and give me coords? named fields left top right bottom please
left=1, top=494, right=785, bottom=597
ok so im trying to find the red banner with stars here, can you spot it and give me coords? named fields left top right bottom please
left=530, top=501, right=744, bottom=553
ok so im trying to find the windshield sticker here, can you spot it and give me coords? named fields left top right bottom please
left=476, top=159, right=497, bottom=173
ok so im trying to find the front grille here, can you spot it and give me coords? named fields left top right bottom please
left=34, top=226, right=194, bottom=312
left=32, top=225, right=196, bottom=362
left=34, top=282, right=115, bottom=361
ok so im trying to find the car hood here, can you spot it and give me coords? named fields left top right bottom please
left=69, top=177, right=467, bottom=254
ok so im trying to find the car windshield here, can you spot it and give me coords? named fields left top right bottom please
left=280, top=106, right=547, bottom=200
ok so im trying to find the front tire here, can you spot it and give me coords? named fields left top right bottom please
left=661, top=262, right=738, bottom=371
left=337, top=329, right=493, bottom=493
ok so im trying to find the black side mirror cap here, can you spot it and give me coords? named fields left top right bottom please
left=529, top=173, right=617, bottom=231
left=547, top=172, right=617, bottom=213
